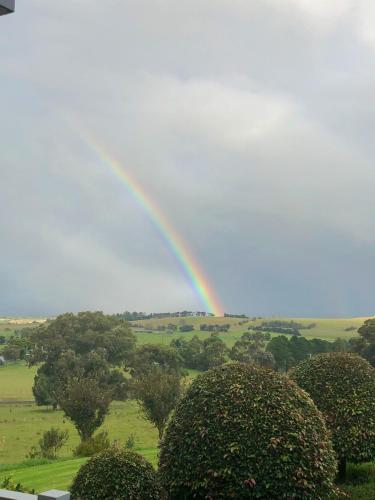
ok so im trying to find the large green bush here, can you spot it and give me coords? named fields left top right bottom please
left=159, top=363, right=337, bottom=499
left=290, top=352, right=375, bottom=479
left=71, top=448, right=163, bottom=500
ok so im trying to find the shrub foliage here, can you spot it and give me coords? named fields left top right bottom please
left=290, top=353, right=375, bottom=476
left=159, top=363, right=337, bottom=499
left=74, top=431, right=110, bottom=458
left=71, top=448, right=163, bottom=500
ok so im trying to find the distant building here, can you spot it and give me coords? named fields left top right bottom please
left=0, top=0, right=15, bottom=16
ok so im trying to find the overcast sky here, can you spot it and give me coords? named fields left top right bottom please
left=2, top=1, right=375, bottom=317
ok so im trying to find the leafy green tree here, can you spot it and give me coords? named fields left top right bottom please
left=59, top=378, right=112, bottom=441
left=199, top=333, right=228, bottom=370
left=33, top=350, right=128, bottom=409
left=179, top=324, right=194, bottom=332
left=170, top=335, right=204, bottom=370
left=28, top=312, right=135, bottom=366
left=134, top=367, right=184, bottom=439
left=266, top=335, right=295, bottom=372
left=332, top=337, right=349, bottom=352
left=288, top=336, right=311, bottom=364
left=30, top=313, right=134, bottom=420
left=291, top=353, right=375, bottom=480
left=131, top=344, right=183, bottom=376
left=309, top=338, right=332, bottom=355
left=2, top=336, right=30, bottom=361
left=230, top=332, right=274, bottom=368
left=351, top=318, right=375, bottom=366
left=33, top=371, right=58, bottom=408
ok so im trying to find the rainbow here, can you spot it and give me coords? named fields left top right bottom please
left=71, top=126, right=224, bottom=316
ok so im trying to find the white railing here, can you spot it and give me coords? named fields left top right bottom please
left=0, top=490, right=69, bottom=500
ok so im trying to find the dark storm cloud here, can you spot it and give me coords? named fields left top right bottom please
left=1, top=0, right=375, bottom=316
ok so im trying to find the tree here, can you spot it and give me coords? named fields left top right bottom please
left=134, top=367, right=183, bottom=439
left=351, top=318, right=375, bottom=366
left=159, top=363, right=337, bottom=499
left=332, top=337, right=349, bottom=353
left=170, top=335, right=204, bottom=370
left=59, top=378, right=112, bottom=441
left=288, top=336, right=311, bottom=364
left=179, top=324, right=194, bottom=332
left=33, top=371, right=58, bottom=408
left=28, top=428, right=69, bottom=460
left=266, top=335, right=295, bottom=371
left=230, top=332, right=274, bottom=368
left=33, top=349, right=128, bottom=409
left=199, top=333, right=228, bottom=370
left=290, top=353, right=375, bottom=480
left=131, top=344, right=183, bottom=377
left=28, top=312, right=135, bottom=367
left=2, top=336, right=30, bottom=361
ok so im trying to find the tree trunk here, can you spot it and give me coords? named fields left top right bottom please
left=338, top=457, right=347, bottom=482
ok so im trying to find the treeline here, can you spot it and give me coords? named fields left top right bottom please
left=171, top=332, right=357, bottom=374
left=267, top=336, right=350, bottom=371
left=117, top=311, right=213, bottom=321
left=250, top=325, right=302, bottom=336
left=260, top=320, right=316, bottom=330
left=249, top=320, right=316, bottom=337
left=171, top=334, right=228, bottom=371
left=200, top=323, right=231, bottom=332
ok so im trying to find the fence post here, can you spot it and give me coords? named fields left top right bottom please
left=38, top=492, right=70, bottom=500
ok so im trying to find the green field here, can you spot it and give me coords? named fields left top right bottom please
left=0, top=363, right=36, bottom=401
left=132, top=316, right=366, bottom=346
left=0, top=399, right=158, bottom=466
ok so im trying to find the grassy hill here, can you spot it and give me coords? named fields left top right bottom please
left=132, top=316, right=366, bottom=346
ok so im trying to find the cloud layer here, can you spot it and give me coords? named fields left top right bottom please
left=1, top=0, right=375, bottom=316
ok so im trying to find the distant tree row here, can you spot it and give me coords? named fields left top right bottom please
left=171, top=333, right=228, bottom=371
left=200, top=323, right=230, bottom=332
left=266, top=335, right=350, bottom=371
left=260, top=320, right=316, bottom=330
left=116, top=311, right=212, bottom=321
left=250, top=325, right=301, bottom=336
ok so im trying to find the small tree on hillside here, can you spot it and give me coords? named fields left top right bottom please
left=134, top=367, right=184, bottom=439
left=58, top=378, right=112, bottom=441
left=291, top=353, right=375, bottom=480
left=28, top=427, right=69, bottom=460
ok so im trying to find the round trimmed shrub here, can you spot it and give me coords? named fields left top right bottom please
left=71, top=448, right=163, bottom=500
left=159, top=363, right=337, bottom=499
left=290, top=353, right=375, bottom=478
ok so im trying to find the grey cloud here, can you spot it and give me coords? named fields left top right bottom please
left=1, top=1, right=375, bottom=316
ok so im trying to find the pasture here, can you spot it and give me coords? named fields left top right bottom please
left=133, top=316, right=365, bottom=346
